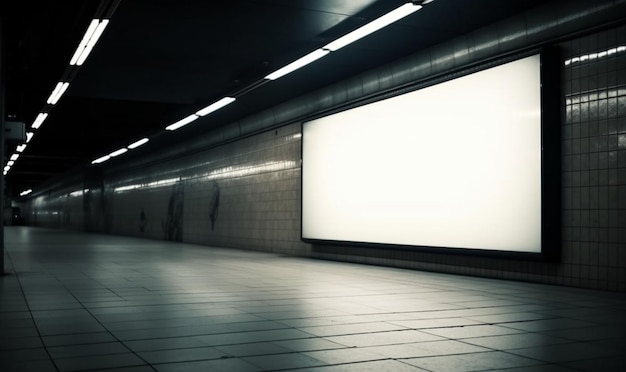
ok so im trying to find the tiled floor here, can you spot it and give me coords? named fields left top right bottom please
left=2, top=227, right=626, bottom=372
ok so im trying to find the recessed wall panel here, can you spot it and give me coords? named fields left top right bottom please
left=302, top=55, right=542, bottom=253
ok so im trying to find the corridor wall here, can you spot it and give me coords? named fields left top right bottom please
left=21, top=0, right=626, bottom=290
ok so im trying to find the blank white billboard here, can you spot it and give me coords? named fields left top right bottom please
left=302, top=54, right=542, bottom=253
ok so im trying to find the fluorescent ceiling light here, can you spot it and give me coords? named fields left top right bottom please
left=70, top=20, right=99, bottom=64
left=16, top=144, right=27, bottom=153
left=31, top=113, right=49, bottom=129
left=165, top=114, right=199, bottom=131
left=26, top=132, right=34, bottom=143
left=265, top=49, right=330, bottom=80
left=20, top=189, right=33, bottom=196
left=195, top=97, right=237, bottom=116
left=7, top=161, right=14, bottom=166
left=109, top=148, right=128, bottom=157
left=46, top=82, right=70, bottom=105
left=564, top=45, right=626, bottom=65
left=4, top=166, right=10, bottom=173
left=10, top=154, right=19, bottom=161
left=92, top=155, right=110, bottom=164
left=128, top=138, right=149, bottom=149
left=70, top=19, right=110, bottom=66
left=323, top=3, right=422, bottom=52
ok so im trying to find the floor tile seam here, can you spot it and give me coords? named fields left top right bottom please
left=241, top=353, right=395, bottom=371
left=138, top=341, right=352, bottom=355
left=113, top=327, right=320, bottom=343
left=49, top=348, right=149, bottom=362
left=384, top=321, right=497, bottom=331
left=146, top=345, right=386, bottom=364
left=502, top=344, right=626, bottom=364
left=454, top=337, right=580, bottom=352
left=395, top=349, right=554, bottom=369
left=228, top=355, right=411, bottom=372
left=496, top=321, right=604, bottom=333
left=2, top=248, right=61, bottom=371
left=146, top=354, right=252, bottom=366
left=458, top=317, right=562, bottom=327
left=58, top=286, right=158, bottom=371
left=506, top=338, right=626, bottom=354
left=384, top=306, right=548, bottom=316
left=93, top=312, right=246, bottom=322
left=116, top=318, right=296, bottom=331
left=391, top=349, right=505, bottom=362
left=100, top=320, right=293, bottom=333
left=76, top=298, right=350, bottom=309
left=99, top=314, right=266, bottom=326
left=412, top=322, right=529, bottom=332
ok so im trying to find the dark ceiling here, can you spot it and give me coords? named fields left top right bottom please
left=3, top=0, right=552, bottom=197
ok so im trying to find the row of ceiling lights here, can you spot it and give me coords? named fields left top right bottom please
left=3, top=18, right=112, bottom=179
left=9, top=1, right=434, bottom=196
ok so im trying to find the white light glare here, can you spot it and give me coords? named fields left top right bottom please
left=128, top=137, right=149, bottom=149
left=323, top=3, right=422, bottom=51
left=31, top=113, right=49, bottom=129
left=165, top=114, right=199, bottom=131
left=10, top=154, right=19, bottom=161
left=263, top=2, right=422, bottom=81
left=46, top=82, right=70, bottom=105
left=26, top=132, right=34, bottom=143
left=16, top=144, right=27, bottom=153
left=92, top=155, right=110, bottom=164
left=70, top=19, right=110, bottom=66
left=109, top=148, right=128, bottom=157
left=265, top=49, right=330, bottom=80
left=20, top=189, right=33, bottom=196
left=7, top=161, right=14, bottom=166
left=195, top=97, right=237, bottom=116
left=4, top=166, right=10, bottom=172
left=564, top=45, right=626, bottom=65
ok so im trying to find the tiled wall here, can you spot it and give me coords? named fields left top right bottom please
left=26, top=182, right=84, bottom=229
left=21, top=24, right=626, bottom=291
left=312, top=25, right=626, bottom=292
left=560, top=26, right=626, bottom=290
left=101, top=122, right=306, bottom=254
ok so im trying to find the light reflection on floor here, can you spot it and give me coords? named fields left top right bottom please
left=2, top=226, right=625, bottom=371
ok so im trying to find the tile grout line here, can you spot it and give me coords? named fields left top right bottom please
left=61, top=283, right=158, bottom=371
left=3, top=247, right=61, bottom=372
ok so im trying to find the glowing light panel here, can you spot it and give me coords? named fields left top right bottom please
left=302, top=55, right=542, bottom=253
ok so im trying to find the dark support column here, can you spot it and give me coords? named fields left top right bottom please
left=0, top=16, right=5, bottom=275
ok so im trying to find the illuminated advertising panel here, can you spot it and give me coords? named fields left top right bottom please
left=302, top=54, right=549, bottom=254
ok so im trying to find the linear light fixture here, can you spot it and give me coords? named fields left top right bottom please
left=20, top=189, right=33, bottom=196
left=165, top=114, right=199, bottom=131
left=264, top=2, right=424, bottom=81
left=46, top=82, right=70, bottom=105
left=195, top=97, right=237, bottom=116
left=323, top=3, right=422, bottom=51
left=26, top=132, right=34, bottom=143
left=564, top=45, right=626, bottom=65
left=31, top=113, right=49, bottom=129
left=16, top=144, right=27, bottom=153
left=90, top=138, right=150, bottom=168
left=109, top=148, right=128, bottom=157
left=70, top=19, right=110, bottom=66
left=265, top=49, right=330, bottom=81
left=128, top=138, right=149, bottom=149
left=92, top=155, right=111, bottom=164
left=10, top=154, right=19, bottom=161
left=7, top=161, right=14, bottom=166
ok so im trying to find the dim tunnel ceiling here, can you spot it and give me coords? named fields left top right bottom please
left=4, top=0, right=553, bottom=197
